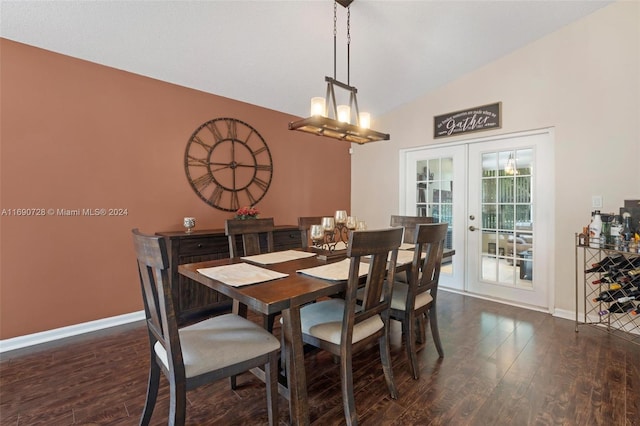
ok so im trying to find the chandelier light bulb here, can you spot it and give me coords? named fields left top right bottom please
left=310, top=97, right=326, bottom=116
left=359, top=112, right=371, bottom=129
left=337, top=105, right=351, bottom=123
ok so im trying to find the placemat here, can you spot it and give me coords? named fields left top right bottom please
left=241, top=249, right=317, bottom=265
left=197, top=262, right=288, bottom=287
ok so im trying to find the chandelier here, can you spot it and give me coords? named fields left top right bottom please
left=288, top=0, right=390, bottom=145
left=504, top=152, right=519, bottom=175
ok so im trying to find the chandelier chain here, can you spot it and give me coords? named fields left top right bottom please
left=347, top=5, right=351, bottom=85
left=333, top=1, right=337, bottom=80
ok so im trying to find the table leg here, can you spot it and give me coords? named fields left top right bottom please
left=281, top=306, right=309, bottom=426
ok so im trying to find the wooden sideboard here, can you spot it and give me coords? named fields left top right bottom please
left=157, top=225, right=302, bottom=325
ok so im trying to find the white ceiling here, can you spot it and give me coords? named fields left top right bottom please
left=0, top=0, right=612, bottom=118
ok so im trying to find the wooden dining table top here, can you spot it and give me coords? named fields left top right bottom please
left=179, top=251, right=348, bottom=315
left=178, top=247, right=455, bottom=316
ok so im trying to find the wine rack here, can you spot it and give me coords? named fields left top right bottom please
left=575, top=235, right=640, bottom=345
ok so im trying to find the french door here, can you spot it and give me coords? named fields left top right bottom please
left=402, top=129, right=554, bottom=310
left=403, top=145, right=466, bottom=291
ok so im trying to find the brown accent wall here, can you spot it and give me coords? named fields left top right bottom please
left=0, top=39, right=351, bottom=339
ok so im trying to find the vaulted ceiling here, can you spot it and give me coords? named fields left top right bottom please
left=1, top=0, right=612, bottom=118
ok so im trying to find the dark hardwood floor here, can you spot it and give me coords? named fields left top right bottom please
left=2, top=291, right=639, bottom=425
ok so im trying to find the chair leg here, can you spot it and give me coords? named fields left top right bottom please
left=339, top=350, right=358, bottom=426
left=140, top=361, right=161, bottom=426
left=379, top=329, right=398, bottom=400
left=265, top=351, right=279, bottom=426
left=230, top=375, right=237, bottom=389
left=416, top=313, right=427, bottom=344
left=404, top=313, right=420, bottom=380
left=429, top=307, right=444, bottom=358
left=168, top=377, right=187, bottom=426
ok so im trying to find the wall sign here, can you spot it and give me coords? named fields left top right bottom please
left=434, top=102, right=502, bottom=139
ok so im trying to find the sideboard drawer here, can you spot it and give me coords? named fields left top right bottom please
left=180, top=237, right=228, bottom=257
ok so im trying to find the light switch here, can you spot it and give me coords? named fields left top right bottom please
left=592, top=195, right=603, bottom=208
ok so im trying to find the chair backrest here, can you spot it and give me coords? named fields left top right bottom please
left=298, top=216, right=326, bottom=248
left=408, top=223, right=448, bottom=304
left=390, top=215, right=436, bottom=244
left=225, top=217, right=275, bottom=257
left=132, top=228, right=184, bottom=376
left=345, top=228, right=403, bottom=334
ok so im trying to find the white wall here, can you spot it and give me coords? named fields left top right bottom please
left=351, top=1, right=640, bottom=314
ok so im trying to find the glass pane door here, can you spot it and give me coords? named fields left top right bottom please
left=415, top=157, right=454, bottom=250
left=404, top=145, right=465, bottom=291
left=480, top=149, right=534, bottom=288
left=467, top=130, right=553, bottom=309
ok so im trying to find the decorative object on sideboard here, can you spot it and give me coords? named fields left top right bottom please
left=235, top=206, right=260, bottom=220
left=288, top=0, right=390, bottom=145
left=183, top=217, right=196, bottom=234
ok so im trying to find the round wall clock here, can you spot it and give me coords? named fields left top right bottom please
left=184, top=118, right=273, bottom=212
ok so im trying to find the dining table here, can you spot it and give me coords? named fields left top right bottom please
left=178, top=246, right=455, bottom=425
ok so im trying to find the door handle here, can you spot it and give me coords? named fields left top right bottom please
left=469, top=226, right=476, bottom=231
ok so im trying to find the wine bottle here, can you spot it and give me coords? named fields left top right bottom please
left=610, top=215, right=623, bottom=245
left=614, top=295, right=640, bottom=303
left=593, top=289, right=630, bottom=302
left=613, top=257, right=640, bottom=270
left=598, top=301, right=635, bottom=316
left=621, top=213, right=633, bottom=242
left=628, top=268, right=640, bottom=277
left=585, top=255, right=624, bottom=273
left=592, top=276, right=620, bottom=286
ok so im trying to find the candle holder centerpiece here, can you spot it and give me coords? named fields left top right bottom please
left=310, top=210, right=365, bottom=252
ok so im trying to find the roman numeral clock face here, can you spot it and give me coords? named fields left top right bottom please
left=184, top=118, right=273, bottom=212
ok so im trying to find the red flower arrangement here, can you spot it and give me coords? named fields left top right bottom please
left=235, top=206, right=260, bottom=220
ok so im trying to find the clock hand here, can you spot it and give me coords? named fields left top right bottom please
left=211, top=164, right=230, bottom=172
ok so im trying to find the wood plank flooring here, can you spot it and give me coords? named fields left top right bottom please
left=1, top=291, right=639, bottom=425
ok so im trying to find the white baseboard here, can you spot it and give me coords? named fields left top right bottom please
left=552, top=308, right=576, bottom=322
left=0, top=310, right=145, bottom=353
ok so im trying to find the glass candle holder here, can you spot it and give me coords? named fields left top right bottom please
left=310, top=224, right=325, bottom=244
left=346, top=216, right=357, bottom=229
left=321, top=216, right=335, bottom=231
left=335, top=210, right=347, bottom=224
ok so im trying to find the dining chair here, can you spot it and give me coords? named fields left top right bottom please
left=298, top=227, right=403, bottom=426
left=390, top=214, right=435, bottom=244
left=132, top=229, right=280, bottom=426
left=225, top=217, right=275, bottom=257
left=298, top=216, right=326, bottom=248
left=390, top=215, right=436, bottom=284
left=389, top=222, right=448, bottom=379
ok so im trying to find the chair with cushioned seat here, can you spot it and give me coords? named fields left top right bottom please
left=299, top=227, right=403, bottom=426
left=389, top=222, right=448, bottom=379
left=132, top=228, right=280, bottom=426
